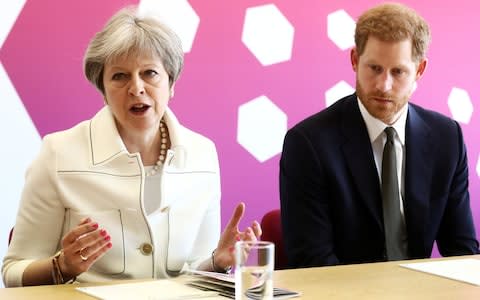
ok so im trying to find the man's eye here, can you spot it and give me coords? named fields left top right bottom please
left=392, top=69, right=405, bottom=76
left=370, top=65, right=382, bottom=73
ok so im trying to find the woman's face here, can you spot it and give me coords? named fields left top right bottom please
left=103, top=53, right=173, bottom=137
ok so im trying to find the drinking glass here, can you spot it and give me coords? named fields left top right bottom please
left=235, top=241, right=274, bottom=300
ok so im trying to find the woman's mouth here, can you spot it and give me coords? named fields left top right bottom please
left=130, top=103, right=150, bottom=113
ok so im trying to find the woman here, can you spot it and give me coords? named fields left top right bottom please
left=2, top=6, right=261, bottom=287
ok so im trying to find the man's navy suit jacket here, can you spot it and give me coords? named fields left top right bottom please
left=280, top=93, right=479, bottom=268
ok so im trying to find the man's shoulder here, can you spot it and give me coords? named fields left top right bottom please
left=292, top=93, right=356, bottom=132
left=409, top=102, right=458, bottom=127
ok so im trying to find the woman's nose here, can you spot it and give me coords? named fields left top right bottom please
left=128, top=75, right=145, bottom=96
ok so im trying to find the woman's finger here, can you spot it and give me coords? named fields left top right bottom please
left=88, top=241, right=113, bottom=264
left=63, top=221, right=99, bottom=245
left=224, top=203, right=245, bottom=232
left=252, top=221, right=262, bottom=238
left=77, top=230, right=111, bottom=260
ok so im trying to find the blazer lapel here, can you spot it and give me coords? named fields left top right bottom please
left=89, top=106, right=141, bottom=176
left=404, top=104, right=433, bottom=255
left=341, top=96, right=384, bottom=229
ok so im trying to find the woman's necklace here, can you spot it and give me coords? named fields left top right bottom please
left=146, top=120, right=169, bottom=177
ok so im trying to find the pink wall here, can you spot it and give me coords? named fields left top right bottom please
left=1, top=0, right=479, bottom=245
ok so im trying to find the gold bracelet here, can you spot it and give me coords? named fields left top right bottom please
left=211, top=249, right=232, bottom=274
left=52, top=250, right=64, bottom=284
left=51, top=250, right=76, bottom=284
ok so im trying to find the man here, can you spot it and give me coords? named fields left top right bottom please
left=279, top=3, right=479, bottom=268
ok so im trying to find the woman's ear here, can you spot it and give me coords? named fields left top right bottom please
left=170, top=83, right=176, bottom=99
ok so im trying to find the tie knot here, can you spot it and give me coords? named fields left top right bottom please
left=385, top=127, right=396, bottom=142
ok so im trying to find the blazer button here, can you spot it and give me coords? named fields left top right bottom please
left=140, top=243, right=153, bottom=255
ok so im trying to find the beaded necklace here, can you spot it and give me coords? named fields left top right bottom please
left=146, top=120, right=169, bottom=177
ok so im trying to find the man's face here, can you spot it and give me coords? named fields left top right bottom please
left=351, top=36, right=427, bottom=124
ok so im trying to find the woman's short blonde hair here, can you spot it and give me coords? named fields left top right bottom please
left=83, top=6, right=184, bottom=94
left=354, top=2, right=431, bottom=63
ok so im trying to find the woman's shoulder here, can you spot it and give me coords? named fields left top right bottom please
left=178, top=125, right=216, bottom=149
left=165, top=108, right=217, bottom=151
left=43, top=119, right=91, bottom=146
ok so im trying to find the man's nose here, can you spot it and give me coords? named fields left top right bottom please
left=376, top=72, right=393, bottom=92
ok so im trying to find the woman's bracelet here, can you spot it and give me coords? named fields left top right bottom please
left=211, top=249, right=232, bottom=274
left=51, top=250, right=76, bottom=284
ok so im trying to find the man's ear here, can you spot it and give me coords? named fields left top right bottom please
left=351, top=47, right=359, bottom=72
left=415, top=58, right=428, bottom=80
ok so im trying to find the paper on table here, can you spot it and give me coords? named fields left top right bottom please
left=186, top=269, right=301, bottom=299
left=400, top=258, right=480, bottom=286
left=76, top=280, right=224, bottom=300
left=188, top=270, right=235, bottom=282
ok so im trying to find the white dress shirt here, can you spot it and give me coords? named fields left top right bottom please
left=357, top=98, right=409, bottom=251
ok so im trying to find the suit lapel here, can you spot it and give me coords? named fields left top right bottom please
left=404, top=104, right=433, bottom=255
left=340, top=96, right=384, bottom=229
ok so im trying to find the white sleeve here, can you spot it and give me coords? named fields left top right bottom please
left=2, top=135, right=65, bottom=287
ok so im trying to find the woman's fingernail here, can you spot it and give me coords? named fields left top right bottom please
left=107, top=242, right=112, bottom=248
left=104, top=235, right=111, bottom=242
left=235, top=235, right=241, bottom=241
left=100, top=229, right=107, bottom=236
left=92, top=223, right=99, bottom=229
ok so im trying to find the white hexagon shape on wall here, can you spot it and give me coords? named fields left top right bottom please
left=447, top=87, right=474, bottom=124
left=0, top=0, right=26, bottom=48
left=237, top=96, right=287, bottom=162
left=327, top=9, right=355, bottom=51
left=325, top=80, right=355, bottom=107
left=138, top=0, right=199, bottom=52
left=242, top=4, right=294, bottom=66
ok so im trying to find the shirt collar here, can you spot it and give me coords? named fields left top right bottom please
left=357, top=97, right=408, bottom=145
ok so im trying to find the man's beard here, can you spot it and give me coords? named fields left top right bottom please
left=355, top=78, right=410, bottom=124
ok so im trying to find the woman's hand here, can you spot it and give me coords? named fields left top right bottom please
left=213, top=203, right=262, bottom=271
left=58, top=218, right=112, bottom=279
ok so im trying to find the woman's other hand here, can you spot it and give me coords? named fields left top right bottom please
left=213, top=202, right=262, bottom=271
left=58, top=217, right=112, bottom=279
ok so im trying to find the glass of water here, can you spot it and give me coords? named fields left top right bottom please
left=235, top=241, right=275, bottom=300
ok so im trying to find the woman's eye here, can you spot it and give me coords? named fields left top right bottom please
left=144, top=69, right=159, bottom=77
left=112, top=73, right=127, bottom=80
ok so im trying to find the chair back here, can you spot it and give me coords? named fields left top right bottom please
left=260, top=209, right=288, bottom=269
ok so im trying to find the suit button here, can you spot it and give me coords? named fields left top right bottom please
left=140, top=243, right=153, bottom=255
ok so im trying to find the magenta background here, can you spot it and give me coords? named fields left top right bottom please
left=1, top=0, right=479, bottom=247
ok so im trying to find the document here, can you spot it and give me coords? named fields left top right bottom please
left=76, top=280, right=224, bottom=300
left=400, top=258, right=480, bottom=286
left=186, top=270, right=301, bottom=299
